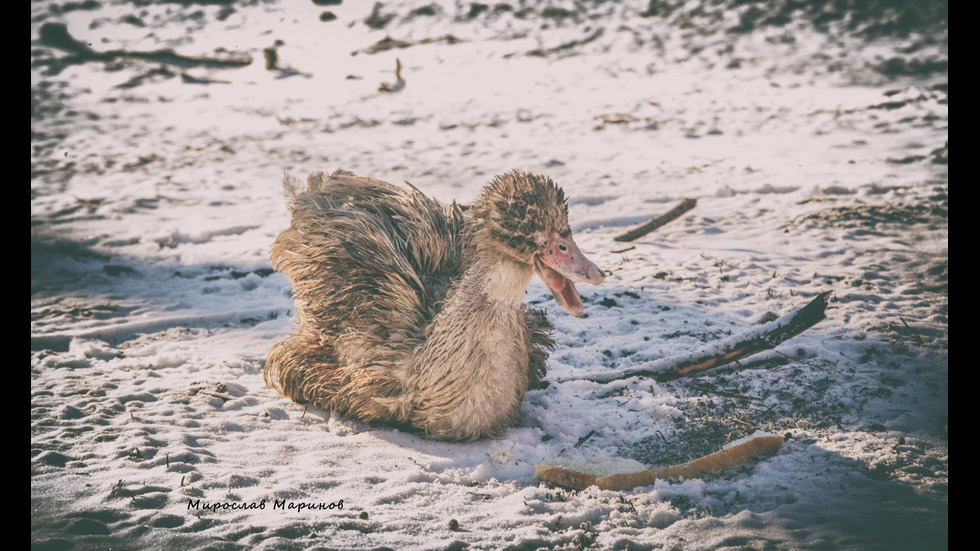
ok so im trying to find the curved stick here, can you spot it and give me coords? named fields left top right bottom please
left=535, top=435, right=784, bottom=491
left=563, top=291, right=832, bottom=384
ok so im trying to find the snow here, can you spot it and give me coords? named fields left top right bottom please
left=32, top=0, right=946, bottom=549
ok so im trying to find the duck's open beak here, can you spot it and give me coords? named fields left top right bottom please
left=534, top=232, right=605, bottom=317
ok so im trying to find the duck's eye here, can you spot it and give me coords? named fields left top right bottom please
left=558, top=244, right=567, bottom=252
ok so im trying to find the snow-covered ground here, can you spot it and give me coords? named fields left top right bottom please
left=32, top=1, right=947, bottom=549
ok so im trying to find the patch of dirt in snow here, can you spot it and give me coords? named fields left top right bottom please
left=32, top=0, right=946, bottom=549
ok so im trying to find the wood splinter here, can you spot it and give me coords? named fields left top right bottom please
left=535, top=434, right=784, bottom=491
left=379, top=58, right=405, bottom=93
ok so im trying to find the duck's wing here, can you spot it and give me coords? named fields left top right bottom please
left=524, top=308, right=555, bottom=389
left=272, top=170, right=464, bottom=358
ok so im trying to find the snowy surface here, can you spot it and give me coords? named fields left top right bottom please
left=32, top=1, right=947, bottom=549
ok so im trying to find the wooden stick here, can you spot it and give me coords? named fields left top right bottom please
left=535, top=435, right=783, bottom=491
left=564, top=291, right=832, bottom=384
left=613, top=198, right=697, bottom=242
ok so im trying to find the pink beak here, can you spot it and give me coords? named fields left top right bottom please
left=534, top=232, right=605, bottom=317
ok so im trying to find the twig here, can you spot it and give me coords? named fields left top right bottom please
left=688, top=382, right=763, bottom=402
left=379, top=58, right=405, bottom=92
left=611, top=246, right=636, bottom=254
left=535, top=434, right=783, bottom=491
left=575, top=430, right=598, bottom=448
left=613, top=198, right=697, bottom=242
left=38, top=22, right=252, bottom=76
left=562, top=291, right=832, bottom=384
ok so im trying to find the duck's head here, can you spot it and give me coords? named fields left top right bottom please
left=469, top=170, right=605, bottom=317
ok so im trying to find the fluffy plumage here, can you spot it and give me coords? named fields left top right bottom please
left=265, top=169, right=598, bottom=441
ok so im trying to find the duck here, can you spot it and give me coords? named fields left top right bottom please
left=265, top=169, right=605, bottom=441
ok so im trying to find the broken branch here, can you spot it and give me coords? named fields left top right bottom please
left=535, top=434, right=783, bottom=491
left=566, top=291, right=832, bottom=384
left=38, top=23, right=251, bottom=76
left=613, top=198, right=697, bottom=242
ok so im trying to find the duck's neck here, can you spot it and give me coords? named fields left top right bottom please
left=469, top=254, right=535, bottom=310
left=404, top=251, right=535, bottom=441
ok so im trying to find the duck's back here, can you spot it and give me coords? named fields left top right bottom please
left=266, top=171, right=464, bottom=419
